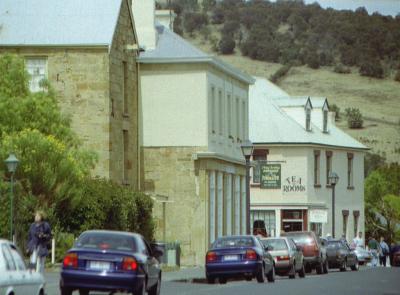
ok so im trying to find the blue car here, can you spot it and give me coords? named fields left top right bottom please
left=205, top=235, right=275, bottom=284
left=60, top=230, right=162, bottom=295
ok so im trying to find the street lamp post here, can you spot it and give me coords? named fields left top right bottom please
left=5, top=154, right=19, bottom=242
left=241, top=140, right=254, bottom=235
left=328, top=172, right=339, bottom=239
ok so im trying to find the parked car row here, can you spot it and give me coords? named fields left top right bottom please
left=205, top=231, right=367, bottom=285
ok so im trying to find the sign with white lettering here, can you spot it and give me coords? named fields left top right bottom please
left=309, top=209, right=328, bottom=223
left=260, top=164, right=281, bottom=189
left=282, top=176, right=306, bottom=193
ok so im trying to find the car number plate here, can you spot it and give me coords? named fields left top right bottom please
left=223, top=255, right=239, bottom=261
left=89, top=261, right=111, bottom=270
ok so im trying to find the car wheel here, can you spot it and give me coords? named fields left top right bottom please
left=79, top=290, right=89, bottom=295
left=298, top=264, right=306, bottom=278
left=351, top=260, right=359, bottom=271
left=323, top=259, right=329, bottom=274
left=136, top=280, right=147, bottom=295
left=148, top=275, right=161, bottom=295
left=267, top=265, right=275, bottom=283
left=289, top=263, right=296, bottom=279
left=305, top=265, right=312, bottom=273
left=60, top=287, right=73, bottom=295
left=219, top=277, right=227, bottom=284
left=316, top=261, right=323, bottom=274
left=206, top=274, right=216, bottom=284
left=256, top=264, right=266, bottom=283
left=340, top=260, right=347, bottom=272
left=245, top=275, right=252, bottom=281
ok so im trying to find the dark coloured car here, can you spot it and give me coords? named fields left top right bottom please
left=392, top=245, right=400, bottom=267
left=259, top=237, right=305, bottom=279
left=282, top=231, right=328, bottom=274
left=60, top=230, right=162, bottom=295
left=326, top=240, right=359, bottom=271
left=205, top=235, right=275, bottom=284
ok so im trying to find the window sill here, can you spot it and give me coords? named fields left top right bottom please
left=123, top=113, right=129, bottom=118
left=314, top=184, right=321, bottom=188
left=347, top=186, right=355, bottom=190
left=251, top=183, right=260, bottom=187
left=326, top=184, right=332, bottom=188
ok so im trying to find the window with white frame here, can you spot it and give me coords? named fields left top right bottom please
left=235, top=97, right=240, bottom=140
left=25, top=58, right=47, bottom=92
left=241, top=101, right=246, bottom=141
left=211, top=87, right=216, bottom=133
left=347, top=153, right=354, bottom=188
left=218, top=90, right=223, bottom=135
left=306, top=108, right=311, bottom=131
left=314, top=150, right=321, bottom=186
left=227, top=94, right=232, bottom=137
left=326, top=151, right=332, bottom=185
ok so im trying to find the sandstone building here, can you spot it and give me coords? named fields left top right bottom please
left=0, top=0, right=140, bottom=189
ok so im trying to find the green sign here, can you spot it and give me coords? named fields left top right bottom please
left=260, top=164, right=281, bottom=189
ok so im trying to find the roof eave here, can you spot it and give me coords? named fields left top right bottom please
left=138, top=56, right=255, bottom=85
left=251, top=141, right=370, bottom=151
left=0, top=44, right=110, bottom=49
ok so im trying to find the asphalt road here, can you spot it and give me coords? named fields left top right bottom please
left=45, top=266, right=400, bottom=295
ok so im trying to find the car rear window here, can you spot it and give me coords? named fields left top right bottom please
left=285, top=233, right=314, bottom=245
left=261, top=239, right=288, bottom=251
left=212, top=237, right=254, bottom=249
left=75, top=232, right=137, bottom=252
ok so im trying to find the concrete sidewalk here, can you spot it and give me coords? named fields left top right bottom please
left=162, top=266, right=205, bottom=282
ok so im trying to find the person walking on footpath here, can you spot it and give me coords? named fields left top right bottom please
left=27, top=210, right=52, bottom=273
left=379, top=237, right=389, bottom=267
left=368, top=236, right=379, bottom=267
left=353, top=231, right=364, bottom=248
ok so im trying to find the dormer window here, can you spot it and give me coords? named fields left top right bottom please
left=322, top=99, right=329, bottom=133
left=305, top=97, right=312, bottom=132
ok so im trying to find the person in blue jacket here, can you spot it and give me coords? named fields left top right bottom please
left=27, top=211, right=52, bottom=273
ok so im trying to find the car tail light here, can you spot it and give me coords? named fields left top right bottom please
left=277, top=255, right=290, bottom=261
left=122, top=257, right=138, bottom=271
left=63, top=253, right=78, bottom=268
left=245, top=250, right=257, bottom=260
left=206, top=251, right=217, bottom=263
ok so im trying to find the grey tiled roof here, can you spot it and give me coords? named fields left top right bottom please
left=0, top=0, right=124, bottom=48
left=249, top=78, right=368, bottom=150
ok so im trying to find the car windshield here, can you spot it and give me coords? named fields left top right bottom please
left=285, top=233, right=314, bottom=245
left=213, top=237, right=254, bottom=249
left=327, top=241, right=343, bottom=249
left=75, top=232, right=137, bottom=252
left=261, top=239, right=288, bottom=251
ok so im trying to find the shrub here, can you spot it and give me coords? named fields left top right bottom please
left=305, top=51, right=320, bottom=69
left=359, top=60, right=384, bottom=79
left=395, top=70, right=400, bottom=82
left=183, top=12, right=209, bottom=36
left=345, top=107, right=364, bottom=128
left=330, top=103, right=341, bottom=121
left=333, top=64, right=351, bottom=74
left=219, top=35, right=235, bottom=54
left=173, top=16, right=184, bottom=36
left=270, top=65, right=291, bottom=83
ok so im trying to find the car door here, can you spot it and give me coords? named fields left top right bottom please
left=143, top=238, right=160, bottom=286
left=9, top=244, right=40, bottom=295
left=344, top=243, right=356, bottom=265
left=257, top=238, right=273, bottom=273
left=1, top=244, right=22, bottom=294
left=288, top=239, right=301, bottom=270
left=137, top=238, right=159, bottom=288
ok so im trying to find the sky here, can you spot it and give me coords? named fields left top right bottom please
left=269, top=0, right=400, bottom=16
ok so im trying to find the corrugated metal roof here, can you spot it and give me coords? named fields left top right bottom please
left=249, top=78, right=368, bottom=150
left=0, top=0, right=123, bottom=47
left=275, top=97, right=327, bottom=108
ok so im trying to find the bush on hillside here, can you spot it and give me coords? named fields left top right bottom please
left=359, top=60, right=384, bottom=79
left=394, top=70, right=400, bottom=82
left=305, top=51, right=320, bottom=69
left=219, top=35, right=235, bottom=54
left=183, top=12, right=209, bottom=36
left=330, top=103, right=341, bottom=121
left=345, top=107, right=364, bottom=129
left=334, top=64, right=351, bottom=74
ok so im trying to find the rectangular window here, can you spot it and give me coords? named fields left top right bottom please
left=347, top=153, right=354, bottom=188
left=326, top=151, right=332, bottom=185
left=235, top=97, right=240, bottom=140
left=306, top=108, right=311, bottom=131
left=353, top=211, right=360, bottom=237
left=123, top=61, right=128, bottom=114
left=314, top=150, right=321, bottom=186
left=25, top=57, right=47, bottom=92
left=242, top=101, right=246, bottom=141
left=323, top=110, right=328, bottom=133
left=227, top=94, right=232, bottom=137
left=123, top=130, right=129, bottom=183
left=211, top=87, right=216, bottom=133
left=218, top=90, right=223, bottom=135
left=252, top=149, right=268, bottom=184
left=342, top=210, right=349, bottom=238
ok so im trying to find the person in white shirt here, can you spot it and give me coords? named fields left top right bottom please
left=353, top=231, right=364, bottom=248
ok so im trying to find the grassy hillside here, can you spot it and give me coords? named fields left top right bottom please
left=188, top=36, right=400, bottom=163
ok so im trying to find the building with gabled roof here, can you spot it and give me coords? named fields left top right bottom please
left=0, top=0, right=140, bottom=188
left=249, top=78, right=368, bottom=242
left=132, top=0, right=254, bottom=265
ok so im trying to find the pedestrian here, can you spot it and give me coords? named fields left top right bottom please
left=340, top=234, right=347, bottom=245
left=368, top=236, right=379, bottom=267
left=353, top=231, right=364, bottom=248
left=379, top=237, right=389, bottom=267
left=27, top=210, right=52, bottom=273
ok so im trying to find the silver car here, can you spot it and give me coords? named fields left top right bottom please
left=353, top=246, right=372, bottom=265
left=0, top=239, right=45, bottom=295
left=260, top=237, right=305, bottom=279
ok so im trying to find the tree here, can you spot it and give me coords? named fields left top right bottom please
left=345, top=107, right=363, bottom=129
left=183, top=12, right=209, bottom=36
left=365, top=164, right=400, bottom=243
left=219, top=35, right=235, bottom=54
left=359, top=59, right=384, bottom=79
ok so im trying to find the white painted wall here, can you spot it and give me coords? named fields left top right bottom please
left=250, top=145, right=365, bottom=241
left=140, top=65, right=208, bottom=147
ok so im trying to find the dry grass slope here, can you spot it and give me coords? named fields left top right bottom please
left=188, top=35, right=400, bottom=163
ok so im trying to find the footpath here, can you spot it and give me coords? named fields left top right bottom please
left=162, top=266, right=205, bottom=282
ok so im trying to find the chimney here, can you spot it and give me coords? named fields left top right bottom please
left=132, top=0, right=156, bottom=50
